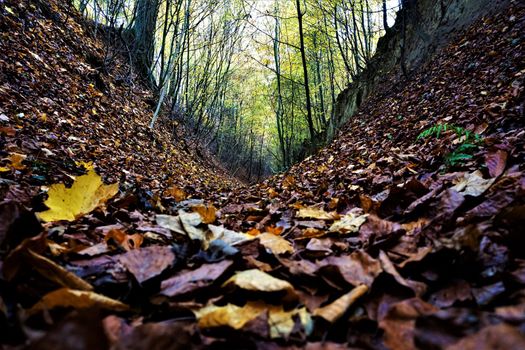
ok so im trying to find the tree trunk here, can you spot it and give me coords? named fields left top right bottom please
left=133, top=0, right=160, bottom=87
left=295, top=0, right=315, bottom=142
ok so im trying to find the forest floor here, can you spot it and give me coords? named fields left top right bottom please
left=1, top=0, right=524, bottom=349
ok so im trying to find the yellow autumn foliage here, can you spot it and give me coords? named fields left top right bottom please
left=38, top=169, right=119, bottom=222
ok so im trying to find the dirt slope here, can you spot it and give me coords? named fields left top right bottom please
left=1, top=0, right=524, bottom=349
left=0, top=0, right=237, bottom=200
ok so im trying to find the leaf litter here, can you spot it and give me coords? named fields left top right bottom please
left=1, top=0, right=525, bottom=348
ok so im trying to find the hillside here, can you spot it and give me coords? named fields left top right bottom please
left=0, top=0, right=237, bottom=200
left=1, top=0, right=524, bottom=349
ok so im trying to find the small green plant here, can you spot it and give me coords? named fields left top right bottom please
left=417, top=123, right=482, bottom=167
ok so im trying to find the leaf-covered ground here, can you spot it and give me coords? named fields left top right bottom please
left=1, top=0, right=524, bottom=349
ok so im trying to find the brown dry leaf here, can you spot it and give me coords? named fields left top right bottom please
left=222, top=269, right=296, bottom=297
left=329, top=208, right=368, bottom=234
left=118, top=246, right=175, bottom=284
left=0, top=126, right=16, bottom=136
left=29, top=288, right=129, bottom=314
left=445, top=323, right=525, bottom=350
left=258, top=232, right=294, bottom=255
left=2, top=233, right=47, bottom=281
left=320, top=251, right=382, bottom=288
left=313, top=284, right=368, bottom=322
left=485, top=150, right=507, bottom=178
left=297, top=207, right=339, bottom=220
left=379, top=298, right=438, bottom=350
left=160, top=260, right=233, bottom=297
left=379, top=251, right=427, bottom=296
left=105, top=229, right=143, bottom=251
left=192, top=204, right=217, bottom=224
left=25, top=249, right=93, bottom=291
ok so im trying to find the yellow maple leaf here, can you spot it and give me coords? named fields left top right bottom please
left=38, top=169, right=119, bottom=222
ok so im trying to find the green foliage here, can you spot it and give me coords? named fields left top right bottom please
left=417, top=123, right=481, bottom=142
left=417, top=123, right=482, bottom=167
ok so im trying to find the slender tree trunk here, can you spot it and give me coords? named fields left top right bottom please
left=296, top=0, right=315, bottom=142
left=273, top=1, right=287, bottom=168
left=383, top=0, right=389, bottom=31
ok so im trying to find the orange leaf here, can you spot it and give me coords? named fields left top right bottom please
left=105, top=229, right=143, bottom=251
left=166, top=186, right=187, bottom=202
left=246, top=228, right=261, bottom=236
left=265, top=225, right=284, bottom=235
left=192, top=204, right=217, bottom=224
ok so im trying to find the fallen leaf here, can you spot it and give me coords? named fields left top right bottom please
left=155, top=214, right=186, bottom=236
left=118, top=246, right=175, bottom=283
left=246, top=228, right=261, bottom=236
left=38, top=169, right=119, bottom=222
left=8, top=153, right=27, bottom=170
left=379, top=298, right=438, bottom=350
left=194, top=301, right=312, bottom=338
left=452, top=171, right=495, bottom=197
left=160, top=260, right=233, bottom=297
left=329, top=209, right=368, bottom=234
left=445, top=323, right=525, bottom=350
left=105, top=229, right=143, bottom=251
left=297, top=207, right=339, bottom=220
left=313, top=284, right=368, bottom=322
left=265, top=225, right=284, bottom=235
left=24, top=249, right=93, bottom=291
left=379, top=251, right=427, bottom=296
left=29, top=288, right=129, bottom=314
left=222, top=269, right=296, bottom=297
left=320, top=251, right=382, bottom=288
left=485, top=150, right=507, bottom=178
left=166, top=186, right=187, bottom=202
left=192, top=204, right=217, bottom=224
left=179, top=210, right=206, bottom=241
left=208, top=225, right=253, bottom=246
left=195, top=303, right=264, bottom=330
left=258, top=232, right=294, bottom=255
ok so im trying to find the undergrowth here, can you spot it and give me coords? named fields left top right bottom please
left=417, top=123, right=482, bottom=167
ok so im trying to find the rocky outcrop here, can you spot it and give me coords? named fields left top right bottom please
left=328, top=0, right=511, bottom=140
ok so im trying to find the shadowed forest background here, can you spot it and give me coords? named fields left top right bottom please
left=77, top=0, right=398, bottom=181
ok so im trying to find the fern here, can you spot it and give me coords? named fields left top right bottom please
left=417, top=123, right=480, bottom=143
left=417, top=123, right=482, bottom=168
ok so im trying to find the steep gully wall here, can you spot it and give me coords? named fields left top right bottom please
left=327, top=0, right=512, bottom=141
